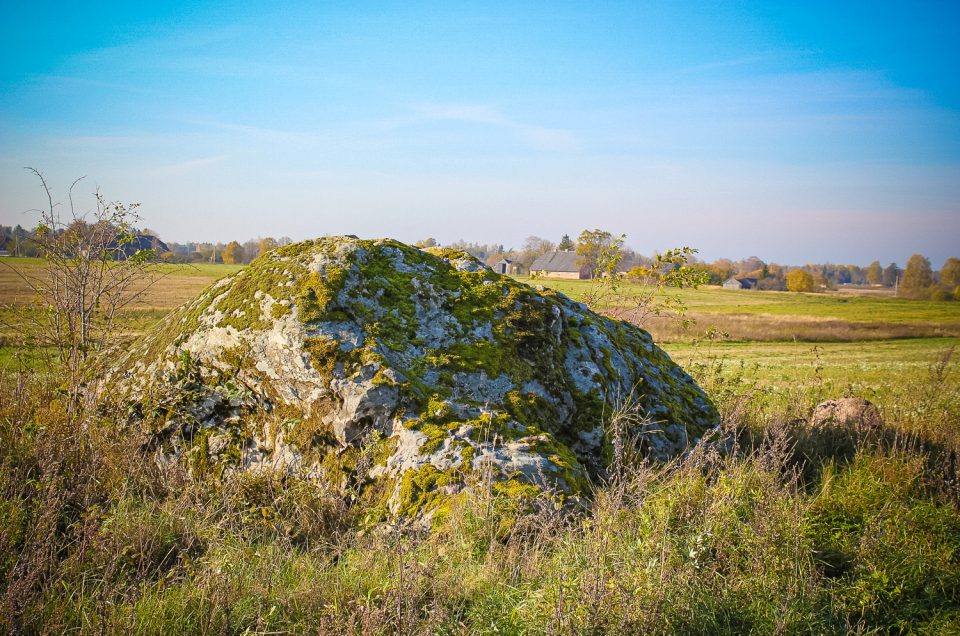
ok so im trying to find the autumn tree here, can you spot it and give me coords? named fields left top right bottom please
left=259, top=237, right=278, bottom=256
left=576, top=229, right=623, bottom=278
left=786, top=269, right=814, bottom=292
left=940, top=257, right=960, bottom=290
left=866, top=260, right=883, bottom=285
left=558, top=234, right=574, bottom=251
left=901, top=253, right=933, bottom=296
left=222, top=241, right=245, bottom=265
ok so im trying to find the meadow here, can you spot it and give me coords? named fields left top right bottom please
left=1, top=258, right=959, bottom=634
left=517, top=276, right=960, bottom=342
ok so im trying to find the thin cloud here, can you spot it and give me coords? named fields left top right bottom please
left=411, top=102, right=578, bottom=151
left=196, top=120, right=328, bottom=144
left=674, top=54, right=772, bottom=75
left=158, top=154, right=229, bottom=174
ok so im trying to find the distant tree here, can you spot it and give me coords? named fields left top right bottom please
left=242, top=239, right=259, bottom=263
left=259, top=237, right=278, bottom=256
left=141, top=227, right=160, bottom=237
left=811, top=270, right=831, bottom=290
left=901, top=254, right=933, bottom=296
left=517, top=236, right=555, bottom=269
left=940, top=257, right=960, bottom=290
left=558, top=234, right=574, bottom=251
left=882, top=263, right=900, bottom=287
left=705, top=259, right=735, bottom=284
left=222, top=241, right=245, bottom=265
left=866, top=260, right=883, bottom=285
left=737, top=256, right=765, bottom=275
left=786, top=269, right=814, bottom=292
left=415, top=237, right=437, bottom=248
left=448, top=240, right=504, bottom=261
left=756, top=276, right=785, bottom=291
left=576, top=229, right=623, bottom=278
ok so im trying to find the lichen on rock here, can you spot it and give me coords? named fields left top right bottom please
left=108, top=236, right=718, bottom=522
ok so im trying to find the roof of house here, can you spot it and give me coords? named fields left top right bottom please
left=530, top=251, right=581, bottom=272
left=724, top=276, right=758, bottom=288
left=109, top=233, right=170, bottom=258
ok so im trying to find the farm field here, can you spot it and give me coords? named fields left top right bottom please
left=4, top=259, right=959, bottom=340
left=517, top=276, right=960, bottom=341
left=3, top=258, right=958, bottom=387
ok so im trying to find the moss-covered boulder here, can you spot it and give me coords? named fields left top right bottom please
left=109, top=237, right=717, bottom=521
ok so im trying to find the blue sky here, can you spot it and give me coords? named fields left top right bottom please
left=1, top=1, right=958, bottom=265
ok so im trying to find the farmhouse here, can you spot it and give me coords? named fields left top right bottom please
left=723, top=276, right=758, bottom=290
left=529, top=251, right=590, bottom=279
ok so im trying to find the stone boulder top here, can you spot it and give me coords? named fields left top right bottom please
left=110, top=236, right=718, bottom=520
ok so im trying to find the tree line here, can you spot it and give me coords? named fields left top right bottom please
left=2, top=223, right=957, bottom=300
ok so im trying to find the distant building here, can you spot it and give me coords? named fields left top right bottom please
left=530, top=251, right=590, bottom=279
left=109, top=233, right=171, bottom=259
left=723, top=276, right=758, bottom=290
left=494, top=258, right=518, bottom=275
left=0, top=250, right=9, bottom=257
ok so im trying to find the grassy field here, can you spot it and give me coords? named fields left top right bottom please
left=518, top=276, right=960, bottom=341
left=2, top=257, right=959, bottom=380
left=2, top=257, right=960, bottom=634
left=0, top=259, right=244, bottom=345
left=4, top=259, right=959, bottom=341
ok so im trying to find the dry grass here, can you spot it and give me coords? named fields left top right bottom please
left=2, top=351, right=958, bottom=634
left=0, top=260, right=236, bottom=311
left=645, top=311, right=960, bottom=342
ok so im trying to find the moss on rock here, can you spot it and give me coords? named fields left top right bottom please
left=109, top=236, right=719, bottom=524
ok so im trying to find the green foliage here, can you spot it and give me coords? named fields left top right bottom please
left=575, top=228, right=623, bottom=278
left=902, top=253, right=934, bottom=296
left=581, top=238, right=708, bottom=327
left=941, top=257, right=960, bottom=290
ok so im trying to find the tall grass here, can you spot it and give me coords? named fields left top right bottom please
left=1, top=348, right=959, bottom=634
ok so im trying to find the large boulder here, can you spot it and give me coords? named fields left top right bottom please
left=109, top=237, right=717, bottom=520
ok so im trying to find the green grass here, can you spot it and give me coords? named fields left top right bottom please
left=516, top=276, right=960, bottom=326
left=666, top=337, right=959, bottom=387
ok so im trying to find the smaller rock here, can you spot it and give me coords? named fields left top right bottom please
left=809, top=397, right=883, bottom=434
